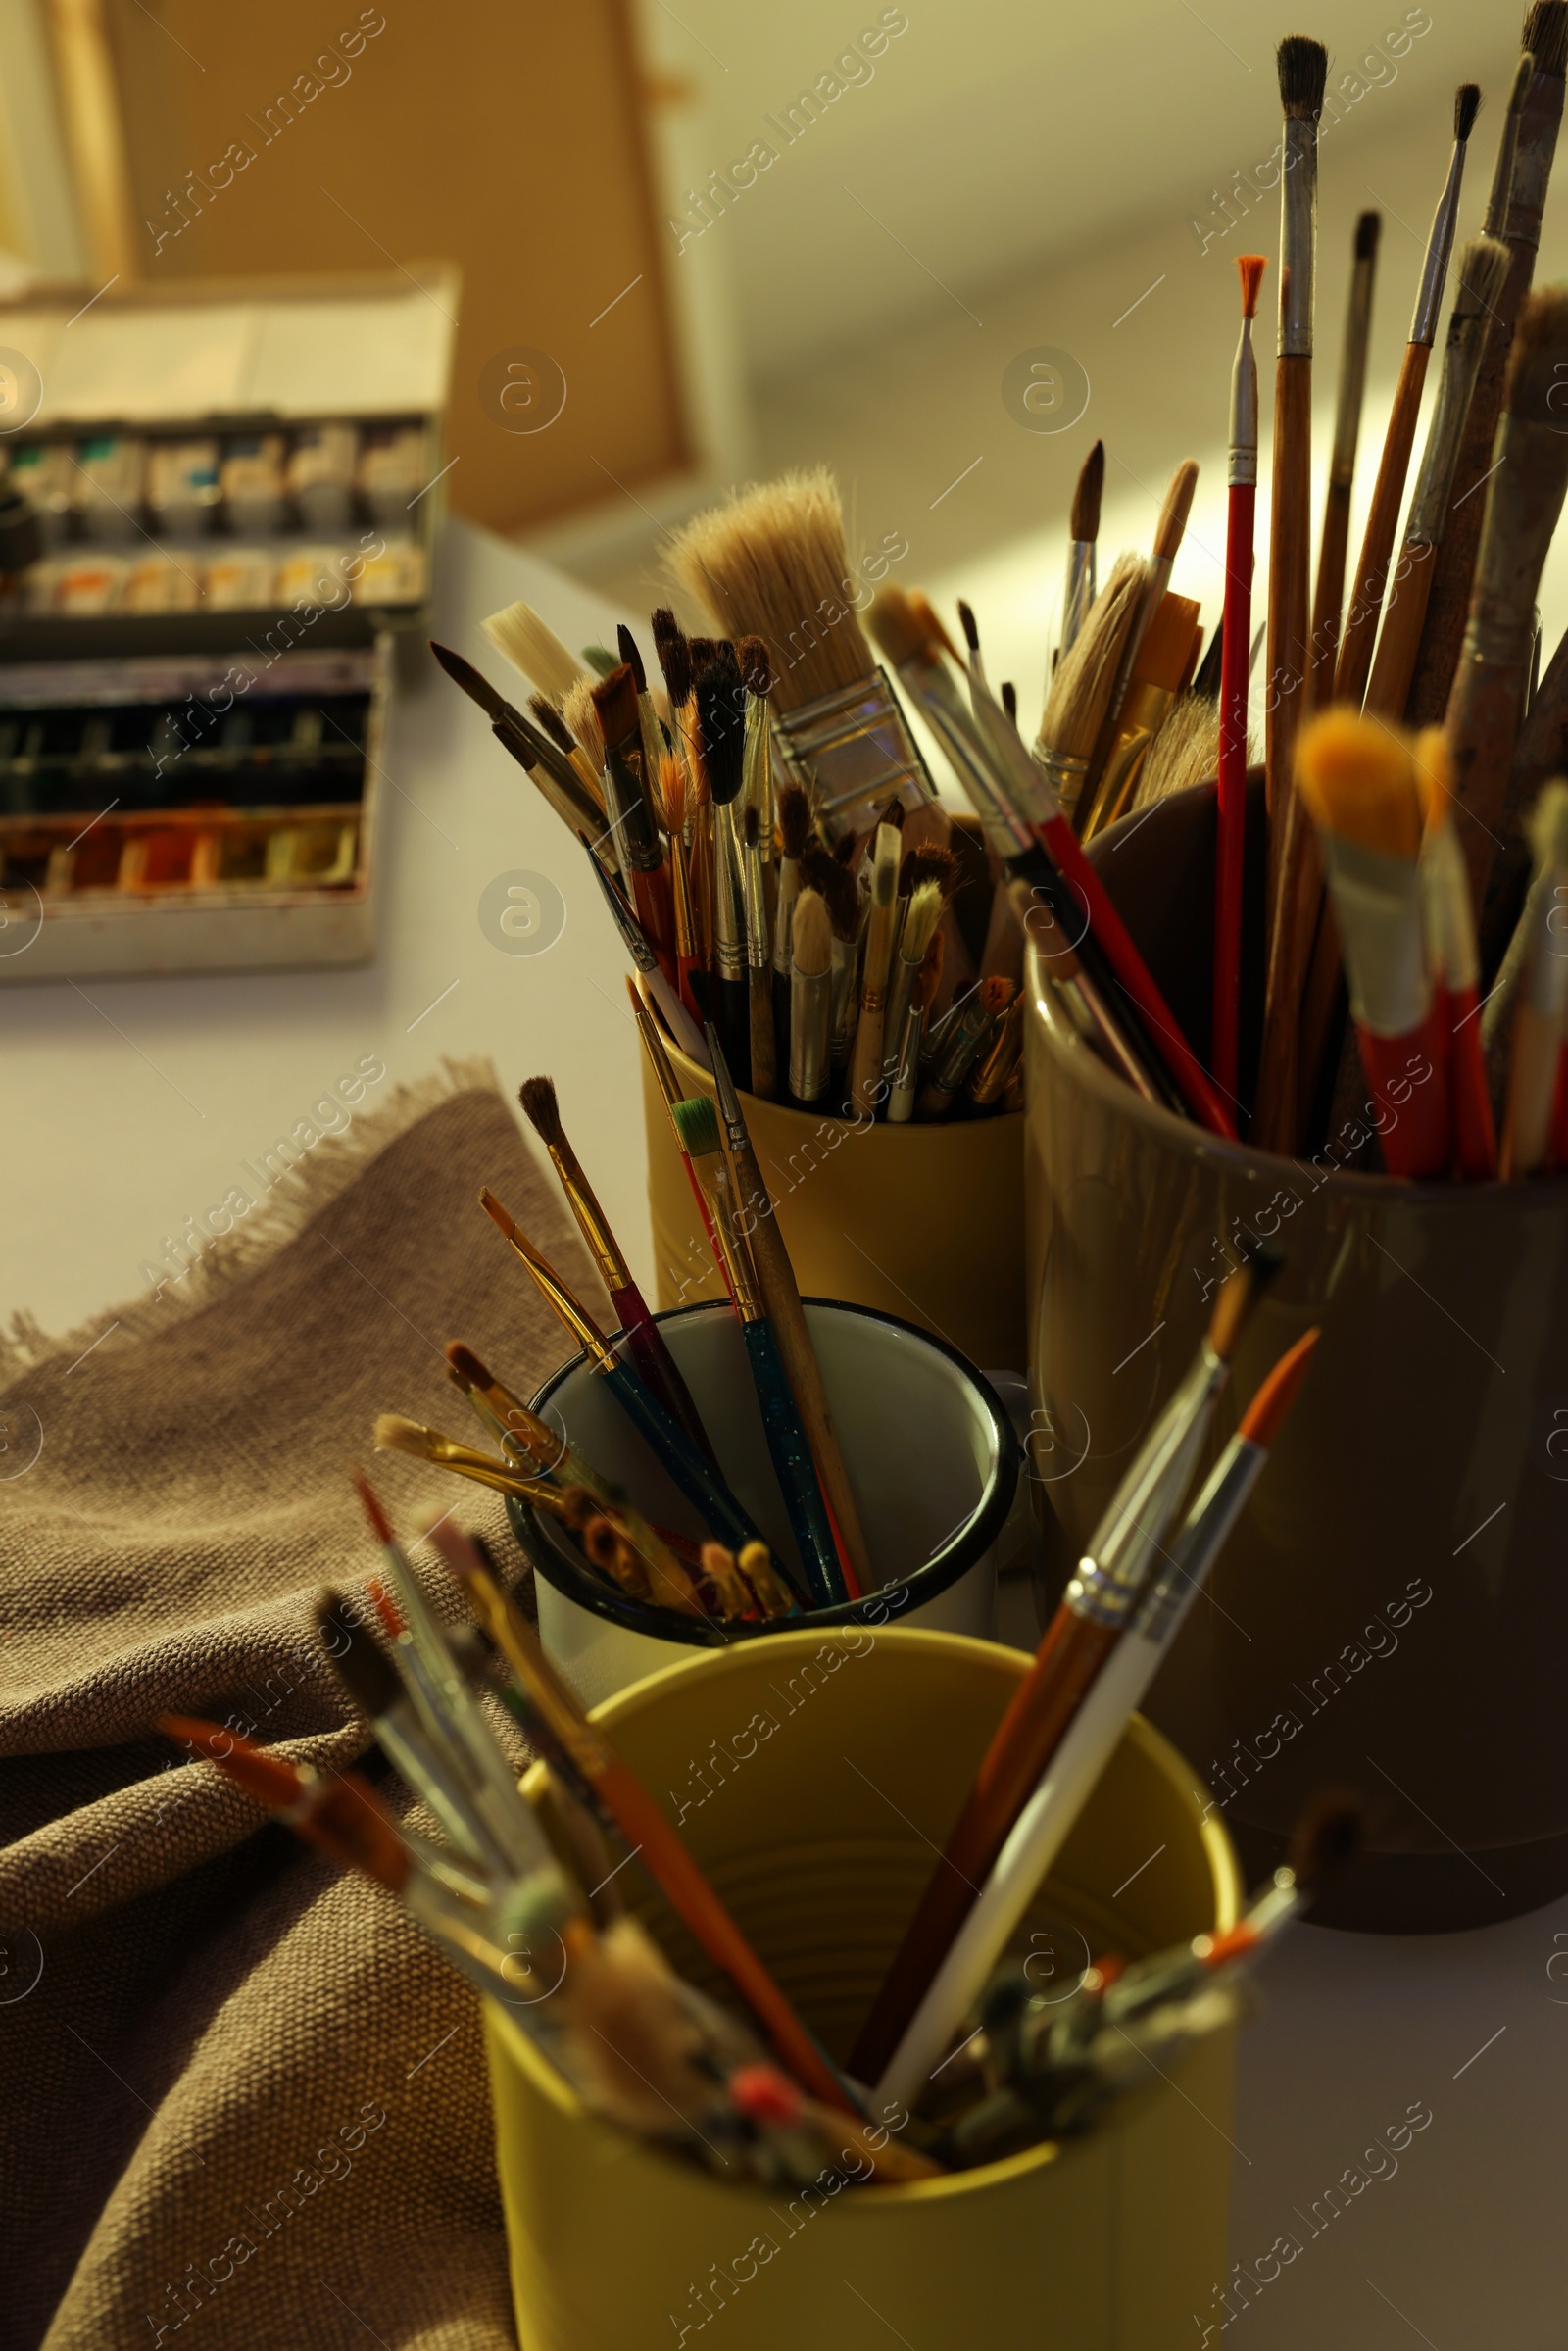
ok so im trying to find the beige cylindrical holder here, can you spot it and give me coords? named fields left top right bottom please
left=642, top=1038, right=1024, bottom=1371
left=485, top=1626, right=1241, bottom=2351
left=1024, top=777, right=1568, bottom=1934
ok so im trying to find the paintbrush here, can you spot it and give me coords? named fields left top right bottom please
left=1442, top=287, right=1568, bottom=904
left=585, top=849, right=710, bottom=1065
left=706, top=1026, right=875, bottom=1594
left=738, top=632, right=776, bottom=855
left=742, top=804, right=777, bottom=1098
left=661, top=754, right=705, bottom=1026
left=877, top=1327, right=1322, bottom=2108
left=429, top=1520, right=858, bottom=2110
left=694, top=640, right=753, bottom=1084
left=428, top=640, right=604, bottom=840
left=1296, top=710, right=1451, bottom=1176
left=478, top=1189, right=793, bottom=1578
left=528, top=692, right=609, bottom=814
left=518, top=1074, right=717, bottom=1464
left=1078, top=462, right=1200, bottom=827
left=1309, top=212, right=1380, bottom=703
left=883, top=878, right=946, bottom=1079
left=1255, top=34, right=1329, bottom=1154
left=1364, top=233, right=1511, bottom=721
left=917, top=976, right=1015, bottom=1119
left=788, top=883, right=833, bottom=1107
left=482, top=600, right=590, bottom=705
left=1214, top=253, right=1267, bottom=1103
left=1413, top=730, right=1496, bottom=1178
left=1500, top=781, right=1568, bottom=1173
left=616, top=621, right=665, bottom=797
left=593, top=663, right=674, bottom=979
left=1060, top=438, right=1103, bottom=664
left=1407, top=6, right=1568, bottom=725
left=888, top=935, right=942, bottom=1123
left=1037, top=552, right=1150, bottom=832
left=628, top=977, right=737, bottom=1308
left=374, top=1411, right=564, bottom=1502
left=671, top=1094, right=843, bottom=1608
left=850, top=1264, right=1267, bottom=2084
left=669, top=467, right=934, bottom=840
left=1081, top=592, right=1202, bottom=839
left=1335, top=84, right=1481, bottom=711
left=772, top=778, right=812, bottom=1055
left=848, top=822, right=903, bottom=1115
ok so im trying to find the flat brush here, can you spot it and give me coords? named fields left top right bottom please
left=1061, top=439, right=1103, bottom=663
left=1309, top=211, right=1380, bottom=704
left=1215, top=254, right=1266, bottom=1102
left=1079, top=462, right=1199, bottom=827
left=518, top=1074, right=717, bottom=1466
left=1408, top=12, right=1568, bottom=725
left=671, top=1094, right=841, bottom=1609
left=1037, top=552, right=1149, bottom=833
left=478, top=1189, right=791, bottom=1579
left=878, top=1328, right=1321, bottom=2109
left=528, top=691, right=608, bottom=814
left=1364, top=233, right=1510, bottom=722
left=1296, top=710, right=1450, bottom=1176
left=1335, top=83, right=1482, bottom=711
left=851, top=1264, right=1268, bottom=2086
left=374, top=1411, right=564, bottom=1503
left=481, top=600, right=589, bottom=706
left=707, top=1028, right=874, bottom=1595
left=431, top=1524, right=858, bottom=2111
left=1443, top=287, right=1568, bottom=904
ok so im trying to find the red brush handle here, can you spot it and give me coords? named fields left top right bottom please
left=1356, top=1008, right=1451, bottom=1178
left=1039, top=813, right=1238, bottom=1138
left=1213, top=484, right=1254, bottom=1103
left=609, top=1276, right=720, bottom=1468
left=630, top=861, right=677, bottom=988
left=1446, top=981, right=1498, bottom=1180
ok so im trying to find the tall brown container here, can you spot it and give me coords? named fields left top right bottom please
left=1024, top=779, right=1568, bottom=1933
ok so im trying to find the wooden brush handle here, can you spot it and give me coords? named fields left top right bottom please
left=1293, top=895, right=1344, bottom=1141
left=1307, top=480, right=1352, bottom=710
left=1252, top=793, right=1323, bottom=1152
left=849, top=1610, right=1117, bottom=2087
left=1334, top=341, right=1429, bottom=710
left=748, top=964, right=776, bottom=1099
left=1265, top=354, right=1313, bottom=834
left=1363, top=535, right=1437, bottom=720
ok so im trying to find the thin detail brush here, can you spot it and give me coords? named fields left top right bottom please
left=1309, top=211, right=1380, bottom=704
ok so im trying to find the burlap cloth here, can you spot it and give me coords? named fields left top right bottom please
left=0, top=1063, right=615, bottom=2350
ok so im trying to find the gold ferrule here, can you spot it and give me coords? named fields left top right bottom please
left=704, top=1154, right=760, bottom=1319
left=504, top=1228, right=616, bottom=1369
left=550, top=1142, right=630, bottom=1292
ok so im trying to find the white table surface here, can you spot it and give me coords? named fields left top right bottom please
left=5, top=515, right=1561, bottom=2343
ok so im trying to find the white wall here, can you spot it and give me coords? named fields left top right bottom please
left=643, top=0, right=1522, bottom=381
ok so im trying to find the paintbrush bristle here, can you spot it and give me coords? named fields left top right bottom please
left=738, top=633, right=773, bottom=698
left=790, top=887, right=832, bottom=978
left=1525, top=0, right=1568, bottom=80
left=1296, top=710, right=1422, bottom=858
left=563, top=678, right=606, bottom=771
left=481, top=601, right=586, bottom=703
left=445, top=1337, right=498, bottom=1390
left=956, top=599, right=981, bottom=657
left=1205, top=1262, right=1256, bottom=1363
left=1038, top=552, right=1150, bottom=762
left=778, top=781, right=812, bottom=859
left=616, top=623, right=647, bottom=693
left=1454, top=81, right=1482, bottom=141
left=871, top=823, right=900, bottom=906
left=527, top=694, right=577, bottom=755
left=669, top=1094, right=722, bottom=1156
left=1284, top=1779, right=1363, bottom=1890
left=907, top=589, right=963, bottom=663
left=429, top=640, right=503, bottom=717
left=374, top=1413, right=435, bottom=1459
left=1240, top=1327, right=1320, bottom=1447
left=651, top=608, right=693, bottom=707
left=1454, top=234, right=1509, bottom=319
left=1237, top=253, right=1266, bottom=318
left=518, top=1075, right=563, bottom=1148
left=1154, top=461, right=1200, bottom=564
left=979, top=975, right=1015, bottom=1018
left=900, top=843, right=960, bottom=900
left=1069, top=440, right=1104, bottom=542
left=1134, top=694, right=1226, bottom=811
left=1505, top=286, right=1568, bottom=419
left=317, top=1589, right=401, bottom=1718
left=695, top=643, right=747, bottom=806
left=475, top=1189, right=515, bottom=1243
left=1277, top=33, right=1328, bottom=115
left=591, top=663, right=641, bottom=754
left=1412, top=727, right=1455, bottom=834
left=668, top=468, right=874, bottom=710
left=866, top=582, right=935, bottom=669
left=1355, top=208, right=1381, bottom=261
left=661, top=752, right=686, bottom=834
left=899, top=879, right=944, bottom=963
left=801, top=843, right=859, bottom=940
left=352, top=1469, right=394, bottom=1546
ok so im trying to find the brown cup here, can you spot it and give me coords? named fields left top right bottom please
left=1024, top=776, right=1568, bottom=1933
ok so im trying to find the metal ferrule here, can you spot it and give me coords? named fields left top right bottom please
left=705, top=1156, right=760, bottom=1318
left=1131, top=1438, right=1262, bottom=1646
left=505, top=1230, right=617, bottom=1370
left=1228, top=318, right=1258, bottom=487
left=768, top=664, right=936, bottom=841
left=771, top=857, right=800, bottom=977
left=1278, top=118, right=1318, bottom=354
left=604, top=741, right=659, bottom=871
left=1329, top=259, right=1376, bottom=487
left=919, top=988, right=970, bottom=1072
left=744, top=699, right=775, bottom=850
left=829, top=936, right=858, bottom=1068
left=930, top=994, right=995, bottom=1092
left=713, top=803, right=746, bottom=982
left=968, top=1000, right=1022, bottom=1104
left=1409, top=143, right=1464, bottom=346
left=790, top=963, right=831, bottom=1102
left=585, top=850, right=656, bottom=974
left=741, top=817, right=769, bottom=972
left=888, top=1001, right=922, bottom=1122
left=1406, top=314, right=1487, bottom=543
left=1069, top=1347, right=1227, bottom=1619
left=1508, top=70, right=1565, bottom=249
left=1032, top=743, right=1089, bottom=823
left=1062, top=543, right=1095, bottom=656
left=549, top=1143, right=628, bottom=1292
